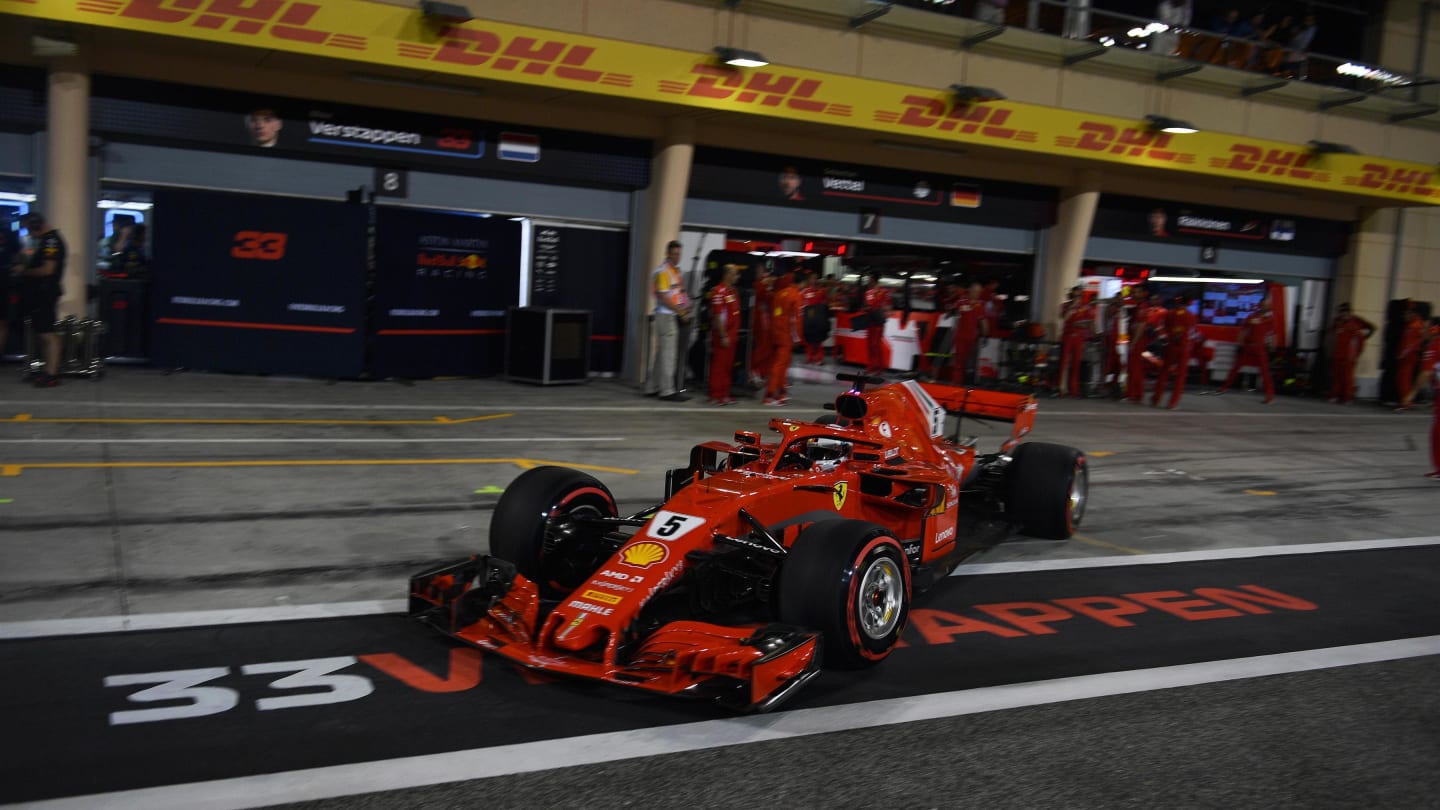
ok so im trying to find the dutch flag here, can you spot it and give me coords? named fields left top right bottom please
left=499, top=132, right=541, bottom=163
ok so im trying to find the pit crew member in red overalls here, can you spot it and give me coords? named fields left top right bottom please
left=950, top=281, right=987, bottom=385
left=1058, top=289, right=1096, bottom=397
left=1101, top=298, right=1124, bottom=396
left=1218, top=297, right=1277, bottom=403
left=707, top=263, right=741, bottom=406
left=863, top=273, right=891, bottom=375
left=980, top=279, right=1002, bottom=336
left=1152, top=296, right=1197, bottom=409
left=1398, top=321, right=1440, bottom=478
left=749, top=266, right=774, bottom=385
left=1328, top=303, right=1375, bottom=404
left=1396, top=307, right=1426, bottom=406
left=799, top=271, right=830, bottom=365
left=1124, top=287, right=1163, bottom=403
left=765, top=272, right=802, bottom=405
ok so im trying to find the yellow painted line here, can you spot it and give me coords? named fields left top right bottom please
left=0, top=458, right=638, bottom=477
left=1244, top=489, right=1278, bottom=496
left=1073, top=533, right=1144, bottom=555
left=1087, top=451, right=1115, bottom=458
left=1, top=413, right=513, bottom=426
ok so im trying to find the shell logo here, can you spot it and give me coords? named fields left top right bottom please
left=620, top=541, right=668, bottom=569
left=461, top=254, right=484, bottom=269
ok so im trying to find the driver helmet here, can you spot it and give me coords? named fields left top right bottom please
left=808, top=437, right=851, bottom=472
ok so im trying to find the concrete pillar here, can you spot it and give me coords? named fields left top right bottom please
left=1037, top=170, right=1101, bottom=337
left=624, top=116, right=695, bottom=385
left=44, top=57, right=91, bottom=320
left=1332, top=207, right=1395, bottom=399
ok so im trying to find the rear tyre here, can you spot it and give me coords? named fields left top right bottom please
left=1005, top=442, right=1087, bottom=540
left=778, top=520, right=910, bottom=669
left=490, top=466, right=617, bottom=596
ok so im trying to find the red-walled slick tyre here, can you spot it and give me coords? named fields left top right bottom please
left=778, top=520, right=910, bottom=669
left=490, top=466, right=618, bottom=597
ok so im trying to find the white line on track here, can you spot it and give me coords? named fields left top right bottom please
left=0, top=438, right=625, bottom=444
left=16, top=635, right=1440, bottom=810
left=4, top=537, right=1436, bottom=641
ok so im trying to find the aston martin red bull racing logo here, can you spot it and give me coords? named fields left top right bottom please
left=619, top=541, right=667, bottom=569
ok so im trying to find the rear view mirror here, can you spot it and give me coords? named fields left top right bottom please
left=836, top=393, right=868, bottom=420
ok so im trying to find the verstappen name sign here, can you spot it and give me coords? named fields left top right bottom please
left=7, top=0, right=1438, bottom=205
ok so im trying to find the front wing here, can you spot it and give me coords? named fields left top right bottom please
left=408, top=556, right=822, bottom=713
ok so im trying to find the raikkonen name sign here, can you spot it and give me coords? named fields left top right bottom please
left=8, top=0, right=1438, bottom=205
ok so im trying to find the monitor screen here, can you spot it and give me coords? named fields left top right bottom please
left=1145, top=281, right=1265, bottom=326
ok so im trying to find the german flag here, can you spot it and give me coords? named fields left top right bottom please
left=950, top=183, right=982, bottom=208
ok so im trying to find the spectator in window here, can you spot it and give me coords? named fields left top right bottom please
left=1279, top=13, right=1317, bottom=79
left=974, top=0, right=1007, bottom=26
left=1153, top=0, right=1191, bottom=57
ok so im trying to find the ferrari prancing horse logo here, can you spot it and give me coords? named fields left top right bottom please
left=833, top=481, right=848, bottom=511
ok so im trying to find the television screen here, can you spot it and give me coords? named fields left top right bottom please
left=1145, top=281, right=1265, bottom=325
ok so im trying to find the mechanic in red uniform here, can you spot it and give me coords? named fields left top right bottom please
left=799, top=270, right=830, bottom=365
left=749, top=266, right=774, bottom=385
left=1124, top=287, right=1161, bottom=403
left=707, top=263, right=741, bottom=405
left=1396, top=307, right=1426, bottom=406
left=1217, top=296, right=1277, bottom=403
left=950, top=281, right=987, bottom=385
left=1327, top=303, right=1375, bottom=404
left=1058, top=288, right=1096, bottom=397
left=1152, top=295, right=1197, bottom=409
left=1101, top=298, right=1124, bottom=396
left=765, top=271, right=802, bottom=405
left=980, top=279, right=1002, bottom=336
left=862, top=273, right=891, bottom=375
left=1398, top=320, right=1440, bottom=478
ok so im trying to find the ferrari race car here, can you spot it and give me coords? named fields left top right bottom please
left=409, top=375, right=1087, bottom=712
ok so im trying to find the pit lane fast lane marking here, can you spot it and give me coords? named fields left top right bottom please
left=15, top=637, right=1439, bottom=810
left=4, top=536, right=1437, bottom=641
left=0, top=414, right=514, bottom=426
left=0, top=458, right=639, bottom=478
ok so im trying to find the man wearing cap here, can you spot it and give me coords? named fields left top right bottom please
left=862, top=273, right=890, bottom=375
left=949, top=281, right=987, bottom=385
left=707, top=263, right=741, bottom=405
left=1328, top=303, right=1374, bottom=404
left=18, top=212, right=65, bottom=387
left=1058, top=286, right=1096, bottom=397
left=1125, top=286, right=1164, bottom=403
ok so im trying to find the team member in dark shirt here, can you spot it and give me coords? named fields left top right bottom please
left=0, top=223, right=18, bottom=353
left=19, top=212, right=65, bottom=387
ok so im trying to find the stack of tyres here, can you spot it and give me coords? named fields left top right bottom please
left=21, top=316, right=108, bottom=380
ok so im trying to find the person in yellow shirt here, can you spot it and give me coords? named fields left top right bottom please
left=644, top=240, right=691, bottom=401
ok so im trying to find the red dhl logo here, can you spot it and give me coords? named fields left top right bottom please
left=873, top=96, right=1037, bottom=143
left=658, top=66, right=852, bottom=117
left=1209, top=145, right=1327, bottom=182
left=1055, top=122, right=1193, bottom=163
left=1344, top=163, right=1439, bottom=198
left=397, top=30, right=634, bottom=89
left=77, top=0, right=365, bottom=50
left=417, top=252, right=486, bottom=269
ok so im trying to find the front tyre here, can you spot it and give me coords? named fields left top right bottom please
left=489, top=466, right=617, bottom=596
left=1005, top=442, right=1087, bottom=540
left=778, top=520, right=910, bottom=669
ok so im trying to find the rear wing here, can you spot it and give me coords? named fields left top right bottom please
left=915, top=382, right=1036, bottom=453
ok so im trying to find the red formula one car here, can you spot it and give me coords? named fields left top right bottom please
left=409, top=375, right=1087, bottom=712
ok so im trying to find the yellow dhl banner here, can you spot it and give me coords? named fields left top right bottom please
left=6, top=0, right=1438, bottom=206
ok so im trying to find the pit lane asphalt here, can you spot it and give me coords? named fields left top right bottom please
left=1, top=366, right=1437, bottom=808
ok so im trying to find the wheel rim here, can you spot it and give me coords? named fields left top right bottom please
left=1068, top=461, right=1088, bottom=527
left=856, top=555, right=903, bottom=639
left=542, top=503, right=605, bottom=588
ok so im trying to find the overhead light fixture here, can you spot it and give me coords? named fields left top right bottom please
left=1149, top=276, right=1265, bottom=284
left=949, top=84, right=1006, bottom=103
left=0, top=192, right=37, bottom=203
left=418, top=0, right=472, bottom=25
left=1307, top=139, right=1359, bottom=155
left=849, top=2, right=893, bottom=29
left=1145, top=114, right=1198, bottom=134
left=714, top=46, right=768, bottom=68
